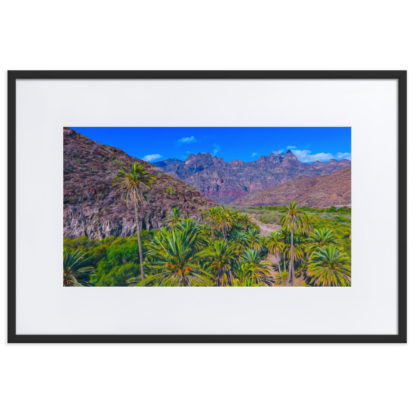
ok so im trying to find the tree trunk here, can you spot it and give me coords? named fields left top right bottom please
left=275, top=255, right=282, bottom=280
left=291, top=255, right=295, bottom=286
left=286, top=229, right=294, bottom=286
left=290, top=229, right=295, bottom=286
left=228, top=270, right=234, bottom=286
left=283, top=255, right=286, bottom=272
left=134, top=204, right=145, bottom=280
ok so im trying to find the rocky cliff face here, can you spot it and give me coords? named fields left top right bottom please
left=64, top=128, right=215, bottom=239
left=232, top=167, right=351, bottom=208
left=155, top=151, right=350, bottom=204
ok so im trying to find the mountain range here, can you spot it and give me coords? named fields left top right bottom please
left=64, top=129, right=351, bottom=239
left=64, top=128, right=214, bottom=239
left=155, top=152, right=350, bottom=204
left=232, top=167, right=351, bottom=208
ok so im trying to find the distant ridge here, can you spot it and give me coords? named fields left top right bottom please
left=232, top=167, right=351, bottom=208
left=155, top=151, right=351, bottom=203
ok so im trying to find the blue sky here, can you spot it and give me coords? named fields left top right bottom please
left=70, top=127, right=351, bottom=163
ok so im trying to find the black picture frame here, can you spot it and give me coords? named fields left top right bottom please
left=8, top=70, right=407, bottom=343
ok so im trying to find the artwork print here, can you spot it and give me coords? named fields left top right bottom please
left=63, top=127, right=351, bottom=287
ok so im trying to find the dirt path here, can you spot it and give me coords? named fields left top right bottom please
left=248, top=215, right=305, bottom=286
left=249, top=215, right=281, bottom=236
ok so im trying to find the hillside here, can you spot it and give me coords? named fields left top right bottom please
left=232, top=167, right=351, bottom=208
left=155, top=152, right=350, bottom=203
left=64, top=128, right=215, bottom=239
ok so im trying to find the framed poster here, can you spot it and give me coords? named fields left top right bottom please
left=8, top=71, right=406, bottom=343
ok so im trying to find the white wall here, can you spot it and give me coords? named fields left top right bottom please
left=0, top=1, right=414, bottom=415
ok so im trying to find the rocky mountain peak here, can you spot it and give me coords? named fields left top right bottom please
left=283, top=149, right=297, bottom=160
left=64, top=129, right=215, bottom=239
left=155, top=148, right=350, bottom=204
left=185, top=152, right=216, bottom=165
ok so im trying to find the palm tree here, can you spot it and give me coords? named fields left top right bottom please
left=203, top=207, right=233, bottom=240
left=202, top=207, right=220, bottom=239
left=139, top=226, right=211, bottom=286
left=175, top=218, right=208, bottom=250
left=235, top=213, right=251, bottom=231
left=232, top=263, right=255, bottom=286
left=280, top=201, right=305, bottom=286
left=200, top=240, right=238, bottom=286
left=308, top=245, right=351, bottom=286
left=113, top=162, right=156, bottom=280
left=215, top=208, right=233, bottom=239
left=302, top=213, right=314, bottom=235
left=303, top=228, right=336, bottom=278
left=63, top=249, right=94, bottom=286
left=266, top=231, right=285, bottom=280
left=165, top=207, right=181, bottom=229
left=279, top=228, right=291, bottom=272
left=309, top=228, right=336, bottom=250
left=234, top=249, right=270, bottom=286
left=230, top=230, right=250, bottom=253
left=245, top=227, right=263, bottom=250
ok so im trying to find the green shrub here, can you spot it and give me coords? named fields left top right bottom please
left=96, top=262, right=139, bottom=286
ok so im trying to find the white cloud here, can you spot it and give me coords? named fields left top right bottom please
left=178, top=136, right=196, bottom=144
left=291, top=149, right=351, bottom=163
left=292, top=150, right=332, bottom=162
left=213, top=144, right=221, bottom=156
left=251, top=152, right=257, bottom=157
left=142, top=153, right=162, bottom=162
left=270, top=145, right=350, bottom=162
left=335, top=152, right=352, bottom=160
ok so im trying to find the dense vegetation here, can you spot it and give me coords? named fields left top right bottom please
left=64, top=206, right=351, bottom=287
left=63, top=163, right=351, bottom=287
